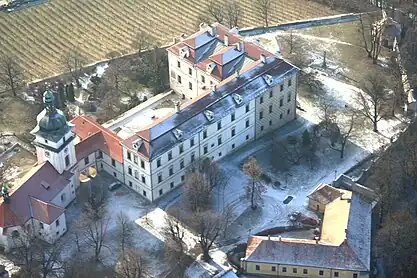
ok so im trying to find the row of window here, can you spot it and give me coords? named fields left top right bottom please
left=254, top=265, right=349, bottom=277
left=204, top=132, right=251, bottom=155
left=156, top=151, right=196, bottom=183
left=260, top=108, right=291, bottom=120
left=134, top=174, right=186, bottom=198
left=127, top=167, right=147, bottom=185
left=127, top=152, right=146, bottom=169
left=259, top=92, right=292, bottom=107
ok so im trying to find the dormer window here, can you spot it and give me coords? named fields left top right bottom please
left=263, top=74, right=274, bottom=86
left=206, top=63, right=216, bottom=73
left=179, top=46, right=190, bottom=58
left=204, top=110, right=214, bottom=121
left=232, top=93, right=243, bottom=105
left=173, top=128, right=184, bottom=140
left=132, top=139, right=143, bottom=150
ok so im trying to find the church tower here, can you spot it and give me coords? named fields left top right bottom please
left=31, top=90, right=77, bottom=174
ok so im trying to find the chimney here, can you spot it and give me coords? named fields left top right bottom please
left=236, top=42, right=242, bottom=52
left=268, top=235, right=271, bottom=240
left=260, top=54, right=266, bottom=64
left=199, top=22, right=207, bottom=31
left=175, top=101, right=181, bottom=113
left=207, top=26, right=215, bottom=37
left=314, top=236, right=319, bottom=244
left=224, top=34, right=229, bottom=46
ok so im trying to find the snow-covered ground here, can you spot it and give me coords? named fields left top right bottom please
left=60, top=29, right=409, bottom=277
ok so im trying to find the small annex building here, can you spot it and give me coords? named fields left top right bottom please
left=241, top=184, right=373, bottom=278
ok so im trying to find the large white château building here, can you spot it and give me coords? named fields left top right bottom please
left=0, top=23, right=298, bottom=250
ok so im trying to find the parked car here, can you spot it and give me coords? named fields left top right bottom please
left=288, top=211, right=301, bottom=222
left=108, top=182, right=122, bottom=191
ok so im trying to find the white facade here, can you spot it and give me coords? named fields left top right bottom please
left=122, top=69, right=298, bottom=202
left=78, top=150, right=125, bottom=183
left=254, top=73, right=298, bottom=137
left=51, top=182, right=75, bottom=208
left=168, top=51, right=219, bottom=100
left=34, top=130, right=77, bottom=174
left=31, top=213, right=67, bottom=244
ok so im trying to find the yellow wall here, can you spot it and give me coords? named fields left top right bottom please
left=308, top=199, right=326, bottom=213
left=244, top=261, right=360, bottom=278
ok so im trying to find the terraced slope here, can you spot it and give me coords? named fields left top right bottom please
left=0, top=0, right=334, bottom=81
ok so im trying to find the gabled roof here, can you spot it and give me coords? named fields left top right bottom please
left=71, top=115, right=123, bottom=163
left=123, top=56, right=297, bottom=159
left=244, top=187, right=373, bottom=272
left=245, top=236, right=368, bottom=272
left=29, top=197, right=65, bottom=224
left=0, top=161, right=70, bottom=228
left=307, top=183, right=343, bottom=205
left=167, top=23, right=274, bottom=81
left=0, top=203, right=21, bottom=228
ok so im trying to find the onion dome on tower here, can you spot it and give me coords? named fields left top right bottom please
left=31, top=90, right=74, bottom=142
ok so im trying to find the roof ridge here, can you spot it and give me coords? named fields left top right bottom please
left=10, top=162, right=53, bottom=196
left=136, top=58, right=280, bottom=142
left=341, top=241, right=369, bottom=270
left=81, top=115, right=122, bottom=142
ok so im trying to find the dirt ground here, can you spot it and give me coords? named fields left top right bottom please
left=0, top=93, right=41, bottom=135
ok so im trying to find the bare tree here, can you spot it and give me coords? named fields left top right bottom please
left=357, top=72, right=389, bottom=132
left=0, top=54, right=23, bottom=96
left=255, top=0, right=273, bottom=27
left=278, top=30, right=302, bottom=55
left=11, top=229, right=63, bottom=278
left=329, top=109, right=358, bottom=159
left=133, top=30, right=156, bottom=54
left=80, top=213, right=110, bottom=262
left=207, top=0, right=225, bottom=24
left=225, top=0, right=242, bottom=28
left=192, top=210, right=225, bottom=262
left=242, top=157, right=267, bottom=210
left=359, top=13, right=383, bottom=64
left=116, top=211, right=134, bottom=254
left=78, top=191, right=110, bottom=262
left=189, top=157, right=228, bottom=189
left=36, top=240, right=64, bottom=278
left=11, top=229, right=39, bottom=277
left=104, top=59, right=130, bottom=96
left=164, top=208, right=185, bottom=244
left=163, top=208, right=190, bottom=277
left=64, top=256, right=115, bottom=278
left=183, top=172, right=213, bottom=212
left=116, top=248, right=147, bottom=278
left=317, top=96, right=338, bottom=131
left=60, top=50, right=86, bottom=87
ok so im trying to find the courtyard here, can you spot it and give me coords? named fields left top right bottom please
left=41, top=20, right=410, bottom=277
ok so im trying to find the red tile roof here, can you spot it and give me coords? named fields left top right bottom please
left=71, top=115, right=123, bottom=163
left=167, top=23, right=275, bottom=81
left=0, top=203, right=21, bottom=228
left=29, top=197, right=65, bottom=225
left=0, top=162, right=70, bottom=228
left=122, top=135, right=151, bottom=160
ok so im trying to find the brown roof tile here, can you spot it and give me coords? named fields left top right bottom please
left=71, top=115, right=123, bottom=163
left=29, top=197, right=65, bottom=224
left=0, top=162, right=70, bottom=228
left=307, top=184, right=343, bottom=205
